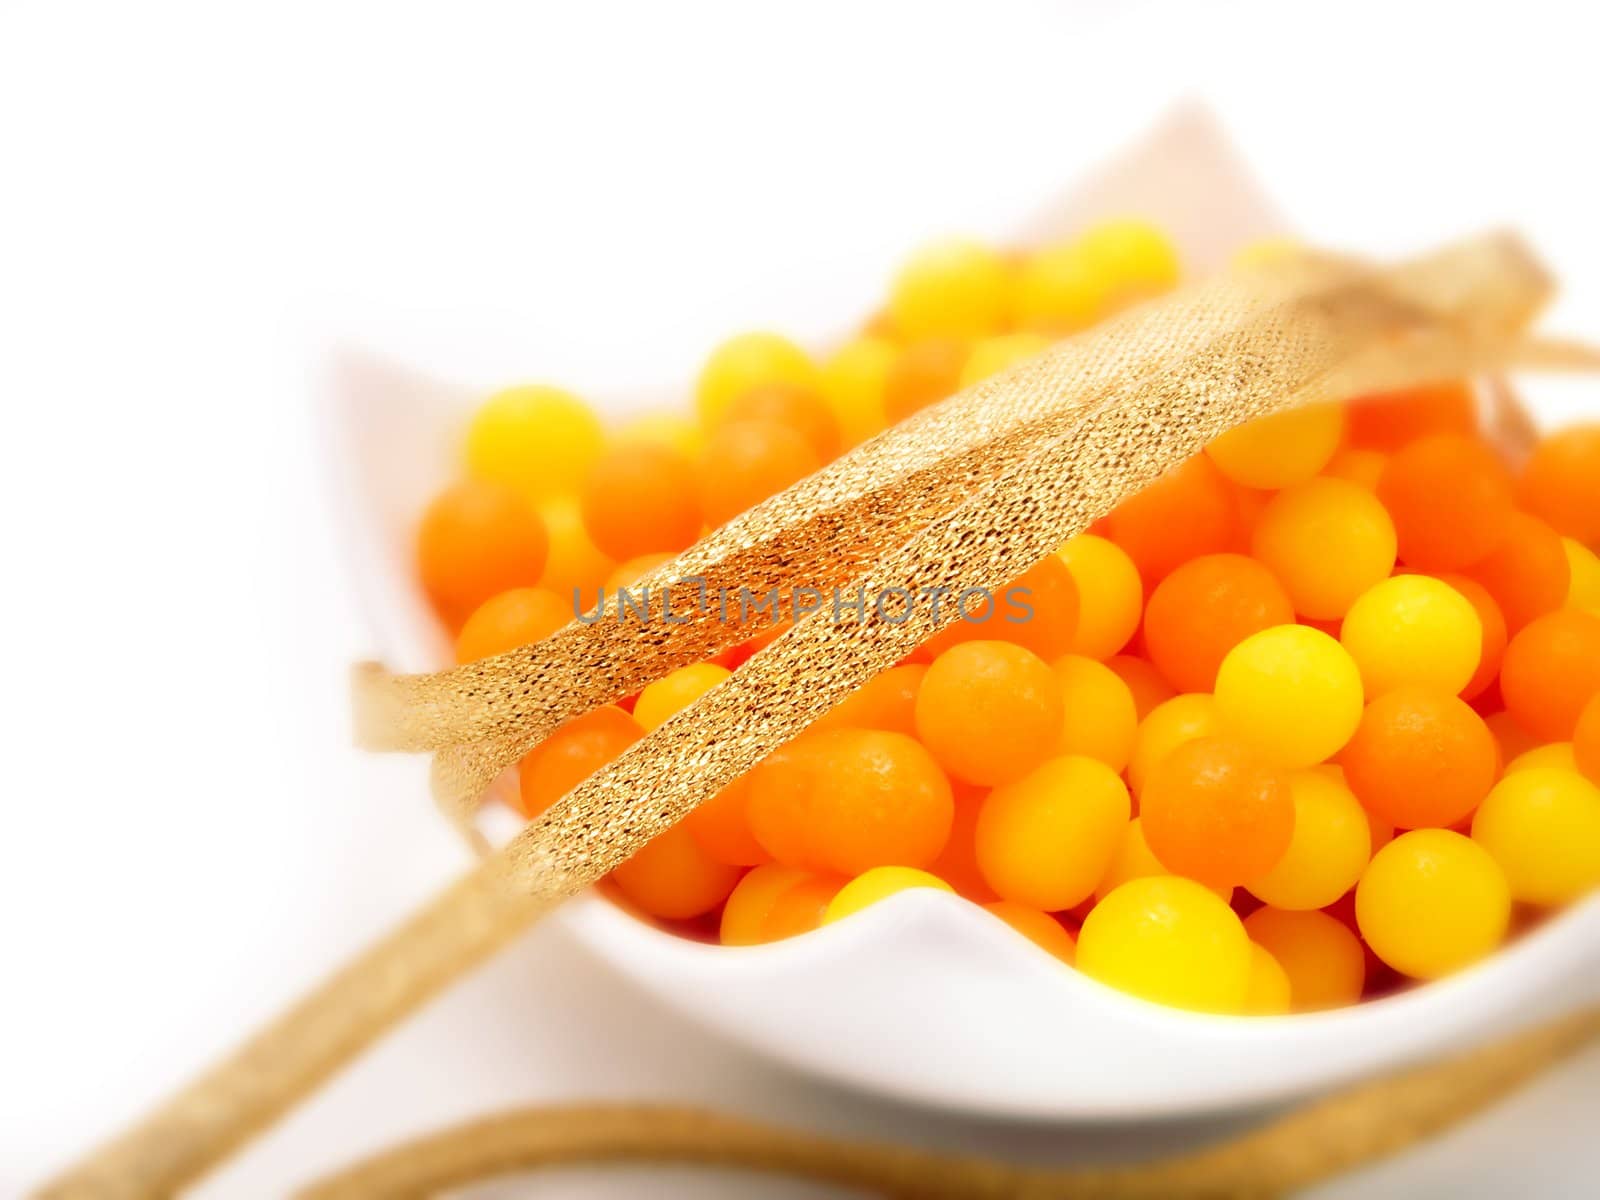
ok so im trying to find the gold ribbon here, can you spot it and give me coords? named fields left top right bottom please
left=36, top=234, right=1599, bottom=1199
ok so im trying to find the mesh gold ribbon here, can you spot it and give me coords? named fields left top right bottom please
left=36, top=234, right=1600, bottom=1199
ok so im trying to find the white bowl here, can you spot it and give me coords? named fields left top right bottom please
left=326, top=344, right=1600, bottom=1122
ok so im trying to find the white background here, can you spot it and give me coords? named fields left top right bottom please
left=3, top=1, right=1598, bottom=1195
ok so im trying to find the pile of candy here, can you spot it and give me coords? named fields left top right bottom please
left=416, top=222, right=1600, bottom=1016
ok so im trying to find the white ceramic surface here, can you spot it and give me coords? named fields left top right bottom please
left=324, top=111, right=1600, bottom=1121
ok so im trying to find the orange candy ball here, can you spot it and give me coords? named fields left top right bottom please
left=1140, top=737, right=1295, bottom=889
left=1143, top=554, right=1294, bottom=692
left=1243, top=907, right=1365, bottom=1011
left=1500, top=610, right=1600, bottom=741
left=1439, top=574, right=1508, bottom=701
left=1347, top=381, right=1477, bottom=451
left=720, top=865, right=809, bottom=945
left=1378, top=434, right=1516, bottom=570
left=811, top=663, right=927, bottom=738
left=579, top=442, right=701, bottom=561
left=983, top=901, right=1077, bottom=964
left=923, top=556, right=1080, bottom=661
left=518, top=706, right=643, bottom=819
left=697, top=420, right=820, bottom=528
left=883, top=337, right=968, bottom=424
left=1340, top=688, right=1498, bottom=829
left=719, top=382, right=841, bottom=461
left=611, top=823, right=741, bottom=921
left=915, top=641, right=1065, bottom=786
left=1518, top=422, right=1600, bottom=544
left=808, top=730, right=954, bottom=876
left=684, top=773, right=770, bottom=867
left=1574, top=693, right=1600, bottom=786
left=1104, top=456, right=1240, bottom=582
left=455, top=587, right=569, bottom=663
left=1105, top=654, right=1177, bottom=719
left=417, top=480, right=548, bottom=627
left=1469, top=512, right=1571, bottom=632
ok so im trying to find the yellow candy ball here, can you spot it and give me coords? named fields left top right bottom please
left=957, top=332, right=1052, bottom=390
left=1243, top=943, right=1292, bottom=1015
left=1340, top=575, right=1483, bottom=697
left=1013, top=241, right=1104, bottom=333
left=819, top=336, right=896, bottom=447
left=1252, top=478, right=1398, bottom=619
left=695, top=332, right=818, bottom=427
left=975, top=755, right=1130, bottom=911
left=1506, top=743, right=1578, bottom=774
left=1206, top=403, right=1345, bottom=490
left=1356, top=830, right=1510, bottom=979
left=1215, top=625, right=1364, bottom=768
left=1243, top=907, right=1365, bottom=1011
left=1128, top=693, right=1218, bottom=797
left=1094, top=817, right=1232, bottom=903
left=615, top=411, right=706, bottom=459
left=1076, top=217, right=1181, bottom=304
left=887, top=237, right=1012, bottom=340
left=1247, top=769, right=1371, bottom=910
left=1052, top=655, right=1138, bottom=771
left=466, top=385, right=604, bottom=502
left=1055, top=534, right=1142, bottom=660
left=1077, top=876, right=1252, bottom=1014
left=536, top=496, right=615, bottom=601
left=633, top=663, right=732, bottom=732
left=1565, top=536, right=1600, bottom=614
left=1472, top=767, right=1600, bottom=905
left=823, top=866, right=954, bottom=923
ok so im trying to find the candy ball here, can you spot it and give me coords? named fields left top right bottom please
left=983, top=901, right=1077, bottom=964
left=1470, top=512, right=1571, bottom=632
left=1077, top=877, right=1252, bottom=1014
left=915, top=641, right=1064, bottom=786
left=418, top=480, right=548, bottom=628
left=887, top=237, right=1011, bottom=340
left=819, top=336, right=895, bottom=447
left=465, top=384, right=603, bottom=502
left=1500, top=610, right=1600, bottom=741
left=519, top=706, right=643, bottom=819
left=1251, top=479, right=1397, bottom=619
left=1242, top=943, right=1293, bottom=1015
left=1340, top=687, right=1498, bottom=829
left=695, top=332, right=818, bottom=427
left=1206, top=403, right=1344, bottom=489
left=720, top=865, right=810, bottom=945
left=1577, top=694, right=1600, bottom=785
left=697, top=419, right=820, bottom=528
left=1243, top=907, right=1365, bottom=1011
left=958, top=332, right=1052, bottom=389
left=975, top=755, right=1130, bottom=910
left=1339, top=574, right=1482, bottom=697
left=634, top=663, right=732, bottom=731
left=1014, top=240, right=1104, bottom=333
left=1472, top=767, right=1600, bottom=905
left=455, top=587, right=569, bottom=663
left=1144, top=553, right=1294, bottom=693
left=1052, top=655, right=1138, bottom=771
left=1347, top=381, right=1477, bottom=451
left=1518, top=422, right=1600, bottom=543
left=1378, top=434, right=1516, bottom=570
left=1215, top=625, right=1364, bottom=768
left=1564, top=537, right=1600, bottom=614
left=579, top=441, right=702, bottom=561
left=882, top=337, right=969, bottom=424
left=823, top=866, right=954, bottom=923
left=1356, top=830, right=1510, bottom=979
left=1247, top=769, right=1372, bottom=909
left=1056, top=534, right=1143, bottom=660
left=1140, top=737, right=1295, bottom=889
left=719, top=382, right=841, bottom=462
left=1095, top=817, right=1232, bottom=902
left=807, top=730, right=954, bottom=876
left=1105, top=456, right=1240, bottom=583
left=1077, top=218, right=1181, bottom=304
left=1128, top=693, right=1219, bottom=797
left=612, top=824, right=742, bottom=921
